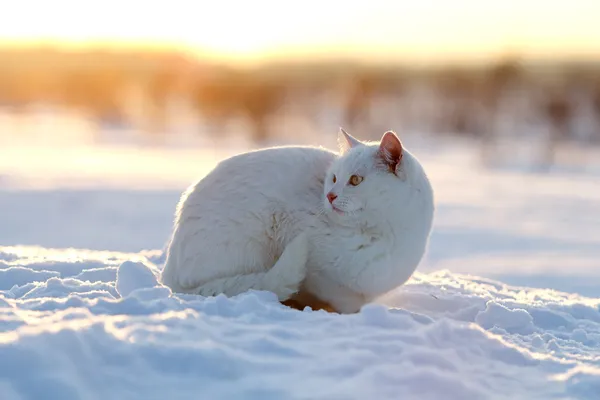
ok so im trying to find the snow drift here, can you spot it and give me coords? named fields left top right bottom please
left=1, top=245, right=599, bottom=400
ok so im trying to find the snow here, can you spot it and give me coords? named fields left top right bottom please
left=1, top=132, right=600, bottom=399
left=2, top=247, right=600, bottom=399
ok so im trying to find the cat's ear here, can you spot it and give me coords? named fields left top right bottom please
left=337, top=127, right=362, bottom=154
left=378, top=131, right=403, bottom=173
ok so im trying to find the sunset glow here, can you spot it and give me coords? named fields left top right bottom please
left=1, top=0, right=600, bottom=64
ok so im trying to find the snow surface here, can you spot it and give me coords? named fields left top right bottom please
left=2, top=246, right=600, bottom=399
left=1, top=132, right=600, bottom=399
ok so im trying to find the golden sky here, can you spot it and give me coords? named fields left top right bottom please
left=1, top=0, right=600, bottom=64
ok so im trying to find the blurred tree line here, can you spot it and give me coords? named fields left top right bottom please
left=1, top=47, right=600, bottom=154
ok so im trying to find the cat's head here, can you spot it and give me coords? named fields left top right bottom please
left=323, top=128, right=434, bottom=226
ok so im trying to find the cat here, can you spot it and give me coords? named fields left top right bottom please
left=160, top=129, right=435, bottom=313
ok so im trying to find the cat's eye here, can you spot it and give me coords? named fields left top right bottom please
left=349, top=175, right=363, bottom=186
left=332, top=174, right=337, bottom=183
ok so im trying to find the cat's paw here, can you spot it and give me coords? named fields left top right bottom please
left=264, top=232, right=309, bottom=301
left=272, top=263, right=306, bottom=301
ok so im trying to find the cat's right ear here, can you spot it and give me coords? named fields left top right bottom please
left=338, top=128, right=362, bottom=154
left=378, top=131, right=403, bottom=174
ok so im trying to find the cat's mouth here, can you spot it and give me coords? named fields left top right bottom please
left=330, top=204, right=362, bottom=215
left=331, top=205, right=345, bottom=215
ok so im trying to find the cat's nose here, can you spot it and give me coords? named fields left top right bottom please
left=327, top=192, right=337, bottom=204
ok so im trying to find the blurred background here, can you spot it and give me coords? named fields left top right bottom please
left=1, top=0, right=599, bottom=295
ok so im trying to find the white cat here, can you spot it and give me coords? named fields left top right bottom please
left=160, top=129, right=435, bottom=313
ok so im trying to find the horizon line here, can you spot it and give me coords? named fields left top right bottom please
left=1, top=40, right=600, bottom=69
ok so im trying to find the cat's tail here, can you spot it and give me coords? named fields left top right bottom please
left=187, top=232, right=309, bottom=301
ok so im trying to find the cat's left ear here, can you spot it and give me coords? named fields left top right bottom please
left=378, top=131, right=403, bottom=173
left=338, top=127, right=362, bottom=154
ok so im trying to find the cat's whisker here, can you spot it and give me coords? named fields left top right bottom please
left=315, top=204, right=328, bottom=217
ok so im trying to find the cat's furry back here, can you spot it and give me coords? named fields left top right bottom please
left=160, top=146, right=335, bottom=300
left=161, top=130, right=435, bottom=313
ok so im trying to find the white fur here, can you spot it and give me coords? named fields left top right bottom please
left=160, top=130, right=435, bottom=313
